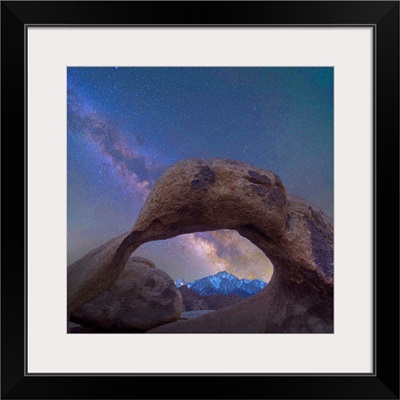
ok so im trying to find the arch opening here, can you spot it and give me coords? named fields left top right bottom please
left=131, top=229, right=274, bottom=284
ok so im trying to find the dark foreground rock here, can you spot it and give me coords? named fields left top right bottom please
left=179, top=285, right=245, bottom=311
left=68, top=321, right=99, bottom=333
left=68, top=158, right=333, bottom=333
left=180, top=310, right=216, bottom=319
left=70, top=257, right=183, bottom=332
left=178, top=285, right=209, bottom=311
left=203, top=293, right=245, bottom=310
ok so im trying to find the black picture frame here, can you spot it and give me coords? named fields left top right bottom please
left=2, top=1, right=399, bottom=399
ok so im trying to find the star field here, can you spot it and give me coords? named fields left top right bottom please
left=67, top=67, right=333, bottom=282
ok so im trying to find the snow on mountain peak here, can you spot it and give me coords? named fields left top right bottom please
left=176, top=271, right=267, bottom=297
left=175, top=278, right=188, bottom=287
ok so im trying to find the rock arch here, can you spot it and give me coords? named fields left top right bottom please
left=68, top=158, right=333, bottom=333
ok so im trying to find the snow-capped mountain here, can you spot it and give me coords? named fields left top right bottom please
left=175, top=278, right=189, bottom=288
left=175, top=271, right=267, bottom=298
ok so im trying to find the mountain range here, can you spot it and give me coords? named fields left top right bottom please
left=175, top=271, right=267, bottom=298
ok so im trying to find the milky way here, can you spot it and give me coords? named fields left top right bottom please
left=67, top=67, right=333, bottom=282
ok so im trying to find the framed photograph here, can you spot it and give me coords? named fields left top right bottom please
left=2, top=1, right=399, bottom=399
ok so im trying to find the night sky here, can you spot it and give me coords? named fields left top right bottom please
left=67, top=67, right=333, bottom=282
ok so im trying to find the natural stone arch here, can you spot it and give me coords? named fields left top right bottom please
left=68, top=158, right=333, bottom=333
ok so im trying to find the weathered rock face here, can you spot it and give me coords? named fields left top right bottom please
left=134, top=158, right=288, bottom=242
left=70, top=257, right=183, bottom=332
left=180, top=310, right=215, bottom=319
left=129, top=256, right=156, bottom=269
left=68, top=158, right=333, bottom=333
left=178, top=286, right=209, bottom=311
left=203, top=293, right=245, bottom=310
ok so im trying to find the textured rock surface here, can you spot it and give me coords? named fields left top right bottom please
left=68, top=158, right=333, bottom=333
left=129, top=256, right=156, bottom=269
left=70, top=257, right=183, bottom=332
left=68, top=321, right=99, bottom=333
left=203, top=293, right=245, bottom=310
left=178, top=286, right=209, bottom=311
left=180, top=310, right=215, bottom=319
